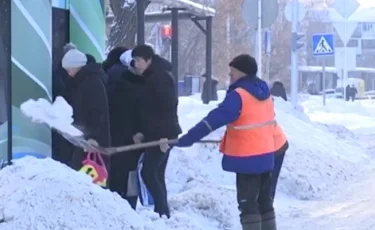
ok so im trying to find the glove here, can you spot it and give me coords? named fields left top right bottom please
left=159, top=138, right=170, bottom=153
left=133, top=133, right=144, bottom=144
left=87, top=139, right=99, bottom=146
left=84, top=139, right=99, bottom=152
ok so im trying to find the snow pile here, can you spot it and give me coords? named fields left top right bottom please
left=0, top=157, right=145, bottom=230
left=10, top=93, right=373, bottom=229
left=20, top=97, right=82, bottom=136
left=301, top=96, right=375, bottom=135
left=301, top=95, right=373, bottom=116
left=169, top=94, right=369, bottom=202
left=272, top=98, right=367, bottom=199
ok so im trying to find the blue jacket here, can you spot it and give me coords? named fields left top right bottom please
left=176, top=76, right=275, bottom=174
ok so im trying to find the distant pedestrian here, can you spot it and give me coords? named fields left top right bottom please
left=345, top=85, right=351, bottom=101
left=350, top=84, right=357, bottom=101
left=270, top=81, right=287, bottom=101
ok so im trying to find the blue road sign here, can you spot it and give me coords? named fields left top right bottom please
left=312, top=33, right=335, bottom=57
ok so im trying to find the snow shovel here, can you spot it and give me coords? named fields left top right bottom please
left=103, top=139, right=221, bottom=155
left=102, top=139, right=179, bottom=155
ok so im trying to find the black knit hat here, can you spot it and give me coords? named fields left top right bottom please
left=229, top=54, right=257, bottom=75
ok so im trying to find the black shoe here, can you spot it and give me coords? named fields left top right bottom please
left=125, top=196, right=138, bottom=210
left=155, top=205, right=170, bottom=219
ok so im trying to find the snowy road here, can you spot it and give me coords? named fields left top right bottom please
left=278, top=129, right=375, bottom=230
left=281, top=166, right=375, bottom=230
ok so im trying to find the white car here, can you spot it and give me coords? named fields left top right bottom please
left=364, top=91, right=375, bottom=100
left=320, top=89, right=342, bottom=98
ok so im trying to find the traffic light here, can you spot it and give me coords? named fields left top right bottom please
left=292, top=32, right=304, bottom=51
left=161, top=25, right=172, bottom=39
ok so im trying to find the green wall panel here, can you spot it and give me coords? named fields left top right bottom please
left=9, top=0, right=52, bottom=158
left=0, top=0, right=105, bottom=161
left=69, top=0, right=105, bottom=61
left=0, top=0, right=11, bottom=162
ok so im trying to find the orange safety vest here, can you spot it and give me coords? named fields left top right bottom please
left=220, top=88, right=276, bottom=157
left=274, top=124, right=287, bottom=151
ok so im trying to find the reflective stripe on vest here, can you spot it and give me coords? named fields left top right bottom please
left=220, top=87, right=276, bottom=157
left=228, top=120, right=277, bottom=130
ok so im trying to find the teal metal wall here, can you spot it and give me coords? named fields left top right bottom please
left=0, top=0, right=105, bottom=163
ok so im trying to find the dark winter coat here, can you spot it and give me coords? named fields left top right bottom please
left=107, top=69, right=145, bottom=195
left=52, top=53, right=98, bottom=102
left=345, top=85, right=351, bottom=101
left=108, top=70, right=144, bottom=146
left=67, top=63, right=111, bottom=147
left=270, top=81, right=287, bottom=101
left=52, top=53, right=104, bottom=165
left=52, top=62, right=70, bottom=101
left=106, top=63, right=128, bottom=94
left=102, top=46, right=128, bottom=72
left=138, top=55, right=182, bottom=144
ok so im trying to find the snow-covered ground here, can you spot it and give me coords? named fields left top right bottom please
left=2, top=93, right=375, bottom=229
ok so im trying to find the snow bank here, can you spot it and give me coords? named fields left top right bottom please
left=9, top=93, right=372, bottom=229
left=20, top=97, right=82, bottom=136
left=170, top=95, right=369, bottom=203
left=0, top=157, right=144, bottom=230
left=301, top=96, right=375, bottom=135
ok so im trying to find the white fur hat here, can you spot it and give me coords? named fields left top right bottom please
left=120, top=50, right=133, bottom=66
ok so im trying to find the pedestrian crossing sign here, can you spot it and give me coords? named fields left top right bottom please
left=312, top=33, right=335, bottom=57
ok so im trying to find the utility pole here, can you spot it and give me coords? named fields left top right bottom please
left=257, top=0, right=262, bottom=78
left=290, top=0, right=304, bottom=107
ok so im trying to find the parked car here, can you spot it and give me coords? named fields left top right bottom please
left=319, top=89, right=342, bottom=98
left=364, top=90, right=375, bottom=100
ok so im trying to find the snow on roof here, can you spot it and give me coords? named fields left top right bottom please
left=348, top=6, right=375, bottom=22
left=298, top=65, right=375, bottom=73
left=149, top=0, right=215, bottom=17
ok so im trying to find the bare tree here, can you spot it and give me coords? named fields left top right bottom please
left=107, top=0, right=150, bottom=49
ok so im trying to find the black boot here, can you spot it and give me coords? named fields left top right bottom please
left=241, top=214, right=261, bottom=230
left=125, top=196, right=138, bottom=210
left=261, top=211, right=277, bottom=230
left=154, top=204, right=170, bottom=218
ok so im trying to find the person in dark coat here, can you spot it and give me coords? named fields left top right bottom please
left=107, top=50, right=144, bottom=209
left=270, top=81, right=287, bottom=101
left=52, top=44, right=76, bottom=165
left=345, top=84, right=351, bottom=101
left=61, top=49, right=111, bottom=173
left=86, top=54, right=97, bottom=64
left=201, top=73, right=218, bottom=103
left=52, top=44, right=102, bottom=165
left=103, top=47, right=129, bottom=95
left=53, top=43, right=77, bottom=101
left=102, top=46, right=128, bottom=73
left=52, top=44, right=98, bottom=165
left=131, top=45, right=182, bottom=218
left=350, top=84, right=357, bottom=101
